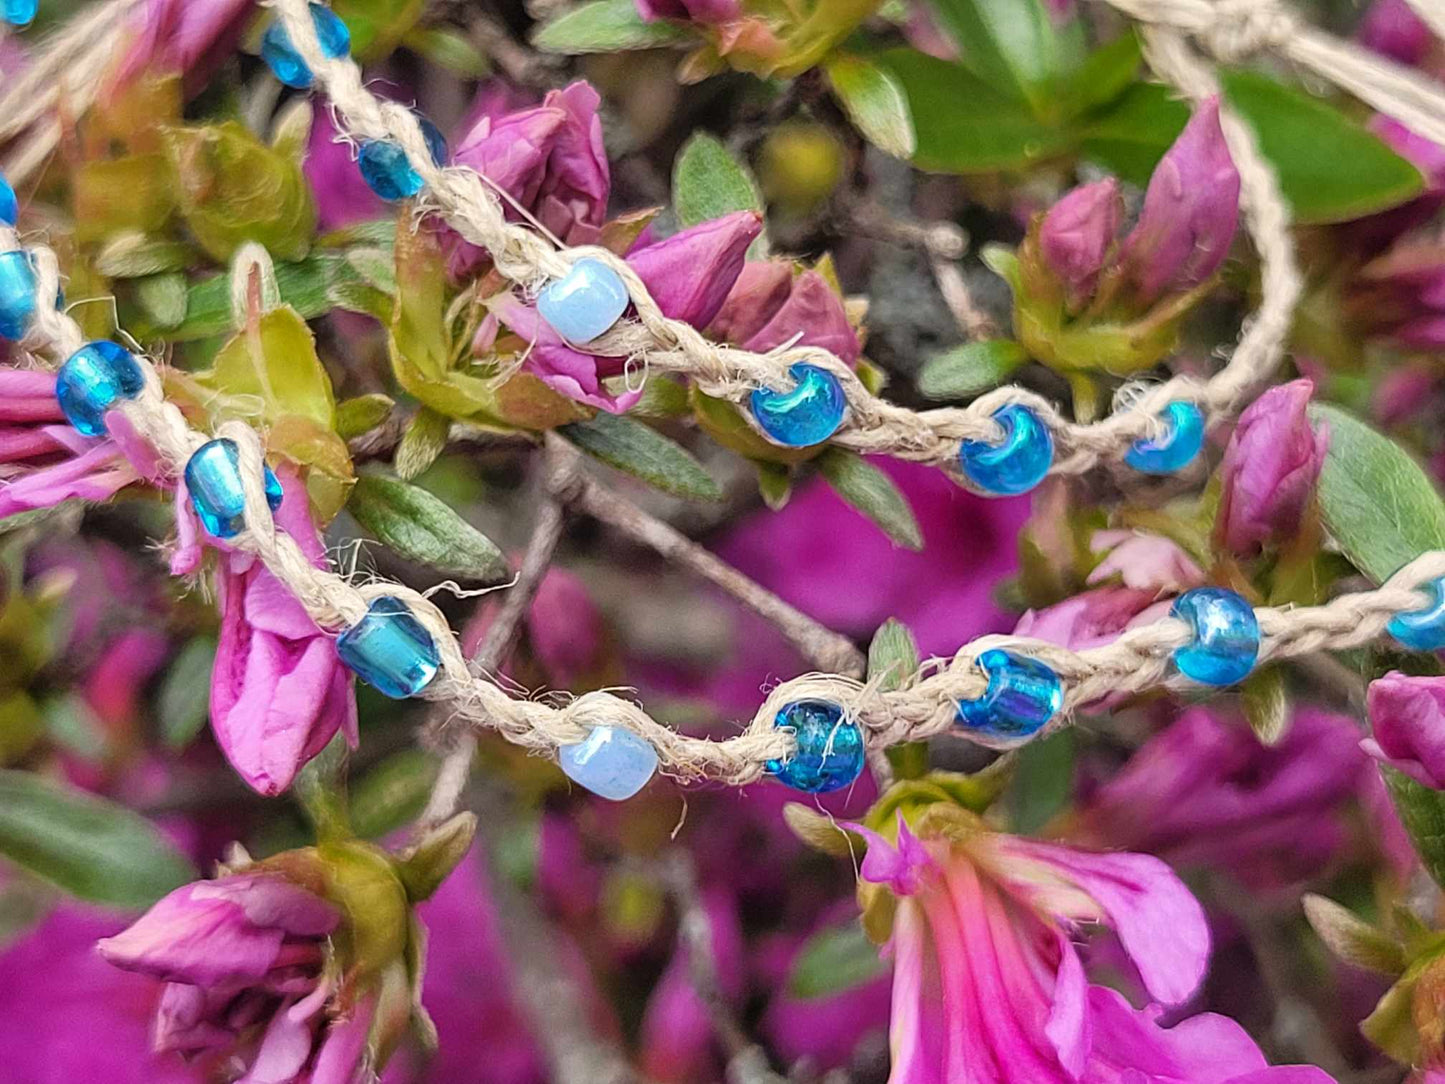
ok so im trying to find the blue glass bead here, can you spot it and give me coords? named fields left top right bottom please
left=1388, top=575, right=1445, bottom=651
left=766, top=699, right=864, bottom=793
left=0, top=250, right=37, bottom=342
left=260, top=2, right=350, bottom=90
left=1170, top=587, right=1260, bottom=686
left=55, top=341, right=145, bottom=437
left=184, top=438, right=283, bottom=539
left=357, top=115, right=447, bottom=201
left=0, top=173, right=16, bottom=226
left=955, top=648, right=1063, bottom=741
left=2, top=0, right=36, bottom=27
left=750, top=363, right=847, bottom=448
left=537, top=258, right=630, bottom=344
left=336, top=596, right=441, bottom=699
left=1125, top=401, right=1206, bottom=475
left=958, top=404, right=1053, bottom=495
left=559, top=726, right=659, bottom=801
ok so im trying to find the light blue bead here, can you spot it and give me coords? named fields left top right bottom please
left=955, top=648, right=1063, bottom=741
left=2, top=0, right=36, bottom=27
left=766, top=699, right=864, bottom=793
left=0, top=173, right=16, bottom=226
left=1171, top=587, right=1260, bottom=686
left=184, top=438, right=283, bottom=539
left=958, top=404, right=1053, bottom=495
left=1125, top=401, right=1206, bottom=474
left=1388, top=575, right=1445, bottom=651
left=537, top=258, right=630, bottom=344
left=0, top=250, right=37, bottom=342
left=56, top=341, right=145, bottom=437
left=336, top=596, right=440, bottom=699
left=261, top=2, right=350, bottom=89
left=559, top=726, right=658, bottom=801
left=750, top=363, right=847, bottom=448
left=357, top=115, right=447, bottom=201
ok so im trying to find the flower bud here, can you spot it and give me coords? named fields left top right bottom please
left=1358, top=0, right=1434, bottom=67
left=1365, top=672, right=1445, bottom=789
left=1036, top=179, right=1120, bottom=312
left=635, top=0, right=741, bottom=23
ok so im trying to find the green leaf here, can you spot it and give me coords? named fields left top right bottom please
left=1310, top=403, right=1445, bottom=585
left=331, top=0, right=426, bottom=59
left=1063, top=30, right=1142, bottom=115
left=402, top=26, right=490, bottom=77
left=350, top=750, right=439, bottom=841
left=336, top=393, right=395, bottom=440
left=1079, top=80, right=1189, bottom=185
left=532, top=0, right=691, bottom=53
left=671, top=133, right=767, bottom=258
left=825, top=55, right=916, bottom=159
left=94, top=232, right=194, bottom=278
left=395, top=407, right=451, bottom=480
left=158, top=636, right=216, bottom=750
left=0, top=770, right=195, bottom=908
left=1302, top=894, right=1406, bottom=976
left=788, top=920, right=887, bottom=999
left=918, top=340, right=1028, bottom=400
left=875, top=48, right=1076, bottom=173
left=816, top=448, right=923, bottom=550
left=1383, top=765, right=1445, bottom=889
left=1006, top=728, right=1074, bottom=834
left=1240, top=665, right=1289, bottom=746
left=924, top=0, right=1080, bottom=109
left=348, top=472, right=509, bottom=580
left=559, top=413, right=722, bottom=501
left=755, top=460, right=792, bottom=510
left=867, top=618, right=919, bottom=691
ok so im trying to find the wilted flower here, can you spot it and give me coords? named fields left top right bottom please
left=710, top=260, right=861, bottom=364
left=1037, top=179, right=1120, bottom=313
left=1365, top=672, right=1445, bottom=789
left=490, top=210, right=761, bottom=410
left=1216, top=379, right=1330, bottom=557
left=1358, top=0, right=1434, bottom=67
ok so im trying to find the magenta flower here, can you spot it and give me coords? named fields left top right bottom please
left=1087, top=529, right=1206, bottom=593
left=449, top=82, right=610, bottom=278
left=710, top=260, right=861, bottom=364
left=0, top=368, right=141, bottom=521
left=1365, top=672, right=1445, bottom=789
left=635, top=0, right=741, bottom=24
left=1358, top=0, right=1434, bottom=66
left=1014, top=586, right=1167, bottom=653
left=1351, top=240, right=1445, bottom=348
left=112, top=0, right=255, bottom=95
left=1037, top=179, right=1121, bottom=312
left=306, top=105, right=387, bottom=233
left=1216, top=379, right=1330, bottom=557
left=491, top=210, right=761, bottom=410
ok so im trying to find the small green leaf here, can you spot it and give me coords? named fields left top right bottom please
left=0, top=770, right=195, bottom=908
left=816, top=448, right=923, bottom=550
left=133, top=272, right=189, bottom=330
left=331, top=0, right=426, bottom=59
left=158, top=636, right=216, bottom=750
left=1302, top=894, right=1406, bottom=976
left=867, top=618, right=919, bottom=691
left=625, top=374, right=691, bottom=419
left=349, top=472, right=509, bottom=580
left=559, top=413, right=722, bottom=501
left=924, top=0, right=1081, bottom=109
left=918, top=340, right=1028, bottom=400
left=1383, top=765, right=1445, bottom=889
left=1240, top=665, right=1289, bottom=746
left=349, top=749, right=439, bottom=841
left=756, top=461, right=792, bottom=510
left=788, top=921, right=887, bottom=999
left=672, top=133, right=767, bottom=258
left=1311, top=403, right=1445, bottom=585
left=395, top=408, right=451, bottom=480
left=94, top=232, right=194, bottom=278
left=825, top=55, right=916, bottom=159
left=1006, top=728, right=1074, bottom=834
left=402, top=26, right=491, bottom=77
left=782, top=802, right=861, bottom=857
left=1063, top=30, right=1141, bottom=115
left=532, top=0, right=691, bottom=53
left=336, top=393, right=395, bottom=440
left=1079, top=81, right=1190, bottom=186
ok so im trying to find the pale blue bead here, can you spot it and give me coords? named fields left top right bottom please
left=537, top=258, right=630, bottom=343
left=0, top=250, right=37, bottom=342
left=336, top=596, right=440, bottom=699
left=750, top=363, right=847, bottom=448
left=1388, top=575, right=1445, bottom=651
left=261, top=2, right=350, bottom=89
left=1171, top=587, right=1259, bottom=686
left=766, top=699, right=864, bottom=793
left=958, top=404, right=1053, bottom=495
left=56, top=341, right=145, bottom=437
left=0, top=173, right=16, bottom=226
left=357, top=115, right=447, bottom=201
left=955, top=648, right=1063, bottom=741
left=2, top=0, right=36, bottom=27
left=184, top=438, right=283, bottom=539
left=559, top=726, right=659, bottom=801
left=1125, top=401, right=1206, bottom=474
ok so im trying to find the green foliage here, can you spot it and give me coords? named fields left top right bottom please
left=158, top=636, right=217, bottom=750
left=671, top=133, right=768, bottom=259
left=558, top=413, right=723, bottom=501
left=348, top=472, right=509, bottom=581
left=532, top=0, right=690, bottom=53
left=331, top=0, right=427, bottom=59
left=788, top=921, right=887, bottom=998
left=1383, top=766, right=1445, bottom=890
left=867, top=619, right=920, bottom=692
left=918, top=340, right=1028, bottom=399
left=816, top=448, right=923, bottom=550
left=924, top=0, right=1083, bottom=112
left=825, top=55, right=916, bottom=159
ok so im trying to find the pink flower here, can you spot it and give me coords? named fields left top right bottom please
left=0, top=368, right=140, bottom=521
left=1358, top=0, right=1434, bottom=66
left=1037, top=179, right=1121, bottom=312
left=1013, top=586, right=1168, bottom=653
left=305, top=105, right=387, bottom=232
left=710, top=260, right=861, bottom=364
left=1087, top=529, right=1205, bottom=593
left=112, top=0, right=255, bottom=95
left=492, top=211, right=761, bottom=411
left=1365, top=672, right=1445, bottom=789
left=1351, top=240, right=1445, bottom=349
left=634, top=0, right=741, bottom=24
left=857, top=813, right=1331, bottom=1082
left=1216, top=379, right=1330, bottom=557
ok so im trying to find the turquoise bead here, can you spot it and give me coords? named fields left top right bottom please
left=1388, top=576, right=1445, bottom=651
left=537, top=258, right=630, bottom=343
left=56, top=341, right=145, bottom=437
left=0, top=173, right=15, bottom=226
left=336, top=596, right=440, bottom=699
left=357, top=115, right=447, bottom=201
left=766, top=699, right=864, bottom=793
left=750, top=363, right=847, bottom=448
left=0, top=250, right=37, bottom=342
left=2, top=0, right=36, bottom=27
left=1170, top=587, right=1259, bottom=686
left=1125, top=401, right=1205, bottom=474
left=261, top=2, right=350, bottom=89
left=559, top=726, right=658, bottom=801
left=958, top=404, right=1053, bottom=495
left=184, top=439, right=283, bottom=539
left=955, top=649, right=1062, bottom=741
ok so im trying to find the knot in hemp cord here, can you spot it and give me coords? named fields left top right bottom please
left=1196, top=0, right=1297, bottom=63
